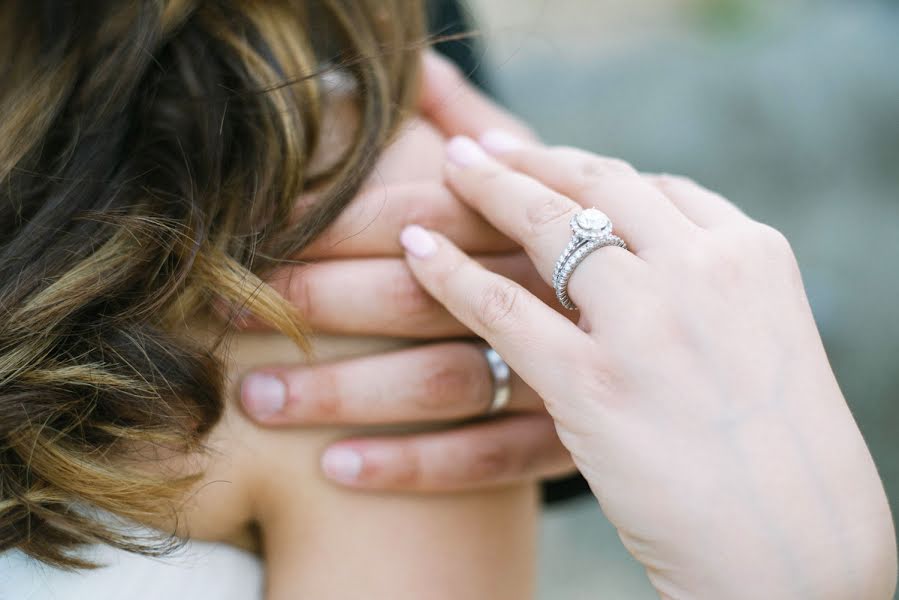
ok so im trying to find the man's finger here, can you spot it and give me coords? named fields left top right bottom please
left=244, top=252, right=550, bottom=338
left=319, top=413, right=576, bottom=491
left=298, top=181, right=515, bottom=259
left=240, top=341, right=541, bottom=425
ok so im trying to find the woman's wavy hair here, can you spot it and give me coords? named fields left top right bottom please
left=0, top=0, right=424, bottom=568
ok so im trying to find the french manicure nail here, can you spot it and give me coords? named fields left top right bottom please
left=480, top=129, right=524, bottom=154
left=321, top=447, right=364, bottom=483
left=446, top=135, right=488, bottom=167
left=400, top=224, right=438, bottom=258
left=241, top=373, right=286, bottom=420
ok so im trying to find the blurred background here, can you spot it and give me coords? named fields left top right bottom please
left=440, top=0, right=899, bottom=597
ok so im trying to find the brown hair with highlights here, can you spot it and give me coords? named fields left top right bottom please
left=0, top=0, right=424, bottom=568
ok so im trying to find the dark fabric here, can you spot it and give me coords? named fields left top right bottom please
left=427, top=0, right=590, bottom=505
left=426, top=0, right=488, bottom=90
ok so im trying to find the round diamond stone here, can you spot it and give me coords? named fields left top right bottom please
left=575, top=208, right=610, bottom=232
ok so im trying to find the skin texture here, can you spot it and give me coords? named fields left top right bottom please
left=178, top=333, right=538, bottom=600
left=165, top=56, right=546, bottom=599
left=240, top=52, right=575, bottom=491
left=399, top=133, right=898, bottom=599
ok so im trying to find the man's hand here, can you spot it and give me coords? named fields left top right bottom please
left=238, top=51, right=576, bottom=492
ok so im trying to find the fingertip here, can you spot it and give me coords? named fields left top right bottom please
left=401, top=225, right=465, bottom=265
left=241, top=373, right=287, bottom=421
left=400, top=224, right=438, bottom=259
left=321, top=445, right=364, bottom=485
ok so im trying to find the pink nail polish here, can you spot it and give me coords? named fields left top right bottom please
left=400, top=225, right=438, bottom=258
left=241, top=374, right=286, bottom=419
left=321, top=447, right=364, bottom=483
left=446, top=136, right=488, bottom=167
left=480, top=129, right=524, bottom=154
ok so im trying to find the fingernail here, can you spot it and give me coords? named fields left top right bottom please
left=321, top=447, right=364, bottom=483
left=446, top=135, right=488, bottom=167
left=241, top=373, right=286, bottom=420
left=480, top=129, right=524, bottom=154
left=400, top=224, right=438, bottom=259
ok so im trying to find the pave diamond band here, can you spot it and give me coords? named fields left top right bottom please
left=554, top=235, right=626, bottom=310
left=553, top=208, right=627, bottom=311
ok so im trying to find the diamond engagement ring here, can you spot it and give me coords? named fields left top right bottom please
left=553, top=208, right=627, bottom=311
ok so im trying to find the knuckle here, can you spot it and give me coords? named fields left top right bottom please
left=655, top=174, right=735, bottom=208
left=753, top=223, right=794, bottom=257
left=578, top=156, right=635, bottom=180
left=288, top=269, right=317, bottom=321
left=553, top=147, right=639, bottom=194
left=747, top=223, right=803, bottom=285
left=417, top=359, right=483, bottom=414
left=525, top=193, right=575, bottom=234
left=384, top=447, right=422, bottom=488
left=701, top=224, right=795, bottom=275
left=465, top=442, right=512, bottom=483
left=656, top=173, right=694, bottom=188
left=402, top=186, right=455, bottom=231
left=651, top=173, right=697, bottom=196
left=552, top=148, right=636, bottom=188
left=681, top=224, right=803, bottom=296
left=389, top=268, right=438, bottom=319
left=478, top=164, right=512, bottom=189
left=306, top=365, right=343, bottom=419
left=473, top=281, right=522, bottom=333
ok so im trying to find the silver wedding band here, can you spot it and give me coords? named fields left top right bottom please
left=553, top=208, right=627, bottom=311
left=481, top=345, right=511, bottom=414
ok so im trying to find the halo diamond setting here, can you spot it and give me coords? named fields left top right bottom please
left=571, top=208, right=612, bottom=240
left=553, top=207, right=627, bottom=311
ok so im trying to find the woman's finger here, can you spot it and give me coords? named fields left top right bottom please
left=440, top=136, right=593, bottom=284
left=439, top=136, right=647, bottom=316
left=240, top=341, right=542, bottom=425
left=298, top=181, right=515, bottom=259
left=420, top=51, right=537, bottom=143
left=320, top=413, right=576, bottom=492
left=245, top=252, right=550, bottom=338
left=400, top=225, right=592, bottom=396
left=478, top=131, right=698, bottom=251
left=644, top=173, right=748, bottom=229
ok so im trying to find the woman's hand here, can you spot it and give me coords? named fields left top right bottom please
left=400, top=133, right=897, bottom=599
left=238, top=52, right=576, bottom=491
